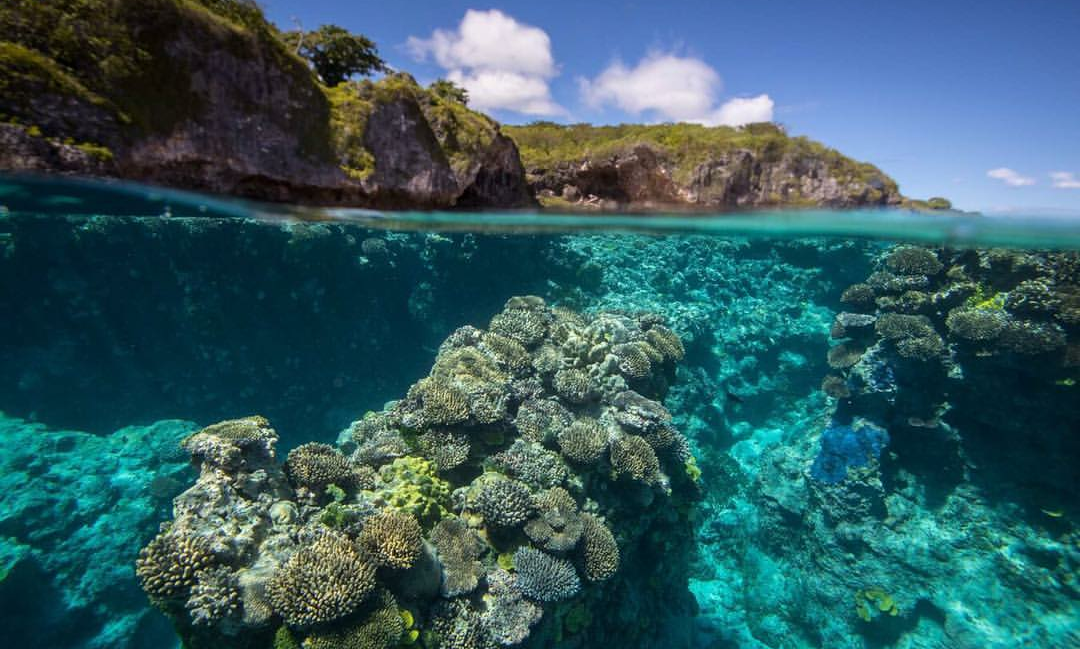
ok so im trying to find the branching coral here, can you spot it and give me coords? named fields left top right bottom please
left=186, top=566, right=240, bottom=626
left=417, top=429, right=470, bottom=472
left=512, top=547, right=581, bottom=602
left=613, top=342, right=652, bottom=379
left=552, top=367, right=591, bottom=403
left=480, top=568, right=543, bottom=646
left=429, top=518, right=486, bottom=597
left=303, top=590, right=404, bottom=649
left=346, top=411, right=408, bottom=466
left=579, top=513, right=619, bottom=582
left=513, top=398, right=573, bottom=444
left=181, top=415, right=278, bottom=468
left=136, top=530, right=216, bottom=602
left=488, top=296, right=551, bottom=347
left=885, top=246, right=943, bottom=276
left=359, top=510, right=423, bottom=570
left=286, top=442, right=353, bottom=492
left=265, top=532, right=377, bottom=627
left=489, top=440, right=568, bottom=489
left=645, top=324, right=685, bottom=363
left=874, top=313, right=945, bottom=361
left=523, top=487, right=583, bottom=552
left=556, top=418, right=608, bottom=464
left=945, top=307, right=1007, bottom=342
left=476, top=478, right=534, bottom=528
left=609, top=435, right=661, bottom=483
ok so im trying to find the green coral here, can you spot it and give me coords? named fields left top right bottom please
left=855, top=587, right=899, bottom=622
left=365, top=456, right=452, bottom=527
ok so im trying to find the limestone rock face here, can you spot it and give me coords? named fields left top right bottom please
left=360, top=97, right=459, bottom=208
left=525, top=143, right=903, bottom=209
left=455, top=133, right=535, bottom=208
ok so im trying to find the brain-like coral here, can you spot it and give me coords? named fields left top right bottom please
left=579, top=513, right=619, bottom=582
left=186, top=566, right=240, bottom=627
left=476, top=478, right=534, bottom=528
left=136, top=530, right=216, bottom=601
left=366, top=457, right=452, bottom=526
left=265, top=532, right=377, bottom=627
left=429, top=518, right=486, bottom=597
left=480, top=568, right=543, bottom=646
left=285, top=442, right=353, bottom=491
left=359, top=510, right=423, bottom=570
left=512, top=547, right=581, bottom=602
left=303, top=590, right=404, bottom=649
left=556, top=418, right=608, bottom=464
left=524, top=487, right=584, bottom=552
left=885, top=246, right=944, bottom=276
left=609, top=435, right=661, bottom=483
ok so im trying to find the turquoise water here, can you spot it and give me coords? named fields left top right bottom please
left=1, top=176, right=1077, bottom=649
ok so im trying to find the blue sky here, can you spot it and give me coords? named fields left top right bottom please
left=262, top=0, right=1080, bottom=213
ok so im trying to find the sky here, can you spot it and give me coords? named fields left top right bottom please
left=261, top=0, right=1080, bottom=213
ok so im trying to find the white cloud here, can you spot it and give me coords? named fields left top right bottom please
left=1050, top=171, right=1080, bottom=189
left=987, top=167, right=1036, bottom=187
left=579, top=52, right=774, bottom=126
left=406, top=10, right=563, bottom=116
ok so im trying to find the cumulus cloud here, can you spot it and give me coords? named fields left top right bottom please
left=987, top=168, right=1036, bottom=187
left=579, top=52, right=773, bottom=126
left=1050, top=171, right=1080, bottom=189
left=406, top=9, right=563, bottom=116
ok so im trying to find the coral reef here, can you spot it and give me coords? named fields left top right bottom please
left=134, top=298, right=699, bottom=649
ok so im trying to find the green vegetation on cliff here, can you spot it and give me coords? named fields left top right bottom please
left=504, top=121, right=896, bottom=190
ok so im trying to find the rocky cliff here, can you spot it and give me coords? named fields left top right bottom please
left=0, top=0, right=533, bottom=208
left=504, top=122, right=904, bottom=209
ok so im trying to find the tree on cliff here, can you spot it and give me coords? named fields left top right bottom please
left=429, top=79, right=469, bottom=105
left=283, top=25, right=387, bottom=86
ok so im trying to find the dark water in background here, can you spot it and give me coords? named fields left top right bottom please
left=0, top=176, right=1077, bottom=649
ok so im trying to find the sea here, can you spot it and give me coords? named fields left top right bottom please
left=1, top=175, right=1077, bottom=649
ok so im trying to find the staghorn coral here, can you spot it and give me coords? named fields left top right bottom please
left=885, top=247, right=944, bottom=276
left=512, top=547, right=581, bottom=603
left=266, top=532, right=377, bottom=627
left=579, top=513, right=619, bottom=582
left=609, top=435, right=661, bottom=483
left=523, top=487, right=584, bottom=552
left=186, top=566, right=240, bottom=627
left=303, top=590, right=404, bottom=649
left=513, top=398, right=573, bottom=444
left=552, top=367, right=591, bottom=403
left=489, top=440, right=568, bottom=489
left=476, top=478, right=534, bottom=528
left=645, top=324, right=685, bottom=362
left=429, top=518, right=486, bottom=597
left=480, top=568, right=543, bottom=646
left=358, top=510, right=423, bottom=570
left=417, top=429, right=471, bottom=472
left=556, top=418, right=608, bottom=464
left=136, top=530, right=216, bottom=602
left=286, top=443, right=353, bottom=492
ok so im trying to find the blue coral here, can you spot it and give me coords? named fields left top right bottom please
left=810, top=421, right=889, bottom=484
